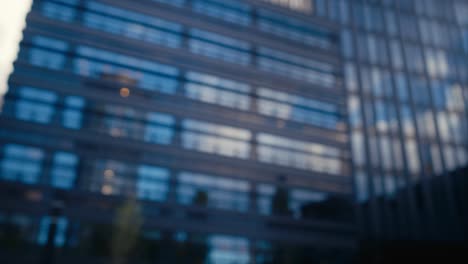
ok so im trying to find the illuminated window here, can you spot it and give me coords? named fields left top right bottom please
left=257, top=87, right=340, bottom=129
left=261, top=0, right=313, bottom=13
left=182, top=119, right=251, bottom=159
left=185, top=71, right=251, bottom=110
left=15, top=87, right=57, bottom=124
left=1, top=144, right=44, bottom=184
left=256, top=133, right=343, bottom=174
left=51, top=152, right=79, bottom=189
left=37, top=217, right=68, bottom=247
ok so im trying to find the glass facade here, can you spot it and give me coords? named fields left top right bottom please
left=319, top=0, right=468, bottom=239
left=2, top=0, right=466, bottom=262
left=0, top=0, right=353, bottom=263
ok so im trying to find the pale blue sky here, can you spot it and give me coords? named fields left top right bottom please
left=0, top=0, right=32, bottom=98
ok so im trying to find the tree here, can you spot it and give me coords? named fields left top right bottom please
left=111, top=197, right=143, bottom=264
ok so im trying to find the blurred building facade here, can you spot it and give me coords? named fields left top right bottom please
left=1, top=0, right=468, bottom=263
left=0, top=0, right=355, bottom=263
left=322, top=0, right=468, bottom=241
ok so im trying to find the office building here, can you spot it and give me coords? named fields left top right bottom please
left=316, top=0, right=468, bottom=240
left=2, top=0, right=468, bottom=263
left=0, top=0, right=355, bottom=263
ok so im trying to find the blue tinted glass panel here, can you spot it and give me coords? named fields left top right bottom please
left=1, top=144, right=44, bottom=184
left=177, top=171, right=250, bottom=212
left=51, top=152, right=78, bottom=189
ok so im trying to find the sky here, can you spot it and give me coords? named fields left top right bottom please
left=0, top=0, right=32, bottom=98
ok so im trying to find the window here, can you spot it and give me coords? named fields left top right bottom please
left=392, top=139, right=404, bottom=170
left=257, top=47, right=336, bottom=87
left=260, top=0, right=312, bottom=13
left=75, top=46, right=179, bottom=94
left=355, top=170, right=369, bottom=202
left=182, top=119, right=251, bottom=159
left=338, top=0, right=350, bottom=23
left=375, top=100, right=388, bottom=132
left=185, top=71, right=251, bottom=110
left=447, top=113, right=466, bottom=145
left=365, top=5, right=384, bottom=32
left=443, top=146, right=456, bottom=171
left=29, top=49, right=66, bottom=70
left=257, top=88, right=340, bottom=129
left=63, top=96, right=85, bottom=129
left=380, top=137, right=392, bottom=170
left=415, top=108, right=436, bottom=139
left=353, top=2, right=367, bottom=28
left=363, top=100, right=374, bottom=128
left=360, top=66, right=371, bottom=94
left=419, top=19, right=431, bottom=44
left=151, top=0, right=186, bottom=7
left=456, top=148, right=468, bottom=168
left=189, top=29, right=251, bottom=65
left=399, top=14, right=418, bottom=41
left=257, top=9, right=334, bottom=49
left=373, top=174, right=384, bottom=196
left=192, top=0, right=251, bottom=26
left=385, top=10, right=398, bottom=36
left=367, top=35, right=378, bottom=64
left=177, top=172, right=250, bottom=212
left=376, top=37, right=389, bottom=65
left=387, top=102, right=398, bottom=133
left=436, top=112, right=451, bottom=142
left=404, top=43, right=424, bottom=73
left=137, top=165, right=170, bottom=201
left=405, top=139, right=420, bottom=175
left=102, top=106, right=142, bottom=140
left=41, top=1, right=77, bottom=22
left=51, top=152, right=79, bottom=189
left=256, top=184, right=327, bottom=217
left=256, top=133, right=343, bottom=174
left=6, top=86, right=87, bottom=130
left=91, top=160, right=161, bottom=197
left=371, top=68, right=384, bottom=97
left=382, top=70, right=393, bottom=97
left=257, top=184, right=275, bottom=215
left=431, top=144, right=443, bottom=175
left=144, top=112, right=175, bottom=145
left=454, top=0, right=468, bottom=25
left=351, top=131, right=366, bottom=166
left=37, top=217, right=68, bottom=247
left=401, top=105, right=415, bottom=136
left=348, top=96, right=362, bottom=129
left=101, top=105, right=174, bottom=145
left=462, top=30, right=468, bottom=54
left=344, top=63, right=358, bottom=92
left=29, top=36, right=69, bottom=70
left=15, top=87, right=57, bottom=124
left=84, top=2, right=183, bottom=48
left=409, top=77, right=430, bottom=106
left=341, top=29, right=353, bottom=58
left=395, top=73, right=408, bottom=102
left=208, top=235, right=250, bottom=264
left=1, top=144, right=44, bottom=184
left=368, top=136, right=380, bottom=168
left=390, top=40, right=403, bottom=69
left=315, top=0, right=326, bottom=16
left=91, top=160, right=125, bottom=195
left=446, top=83, right=465, bottom=111
left=289, top=188, right=327, bottom=218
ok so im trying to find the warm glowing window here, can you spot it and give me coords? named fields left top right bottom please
left=261, top=0, right=313, bottom=13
